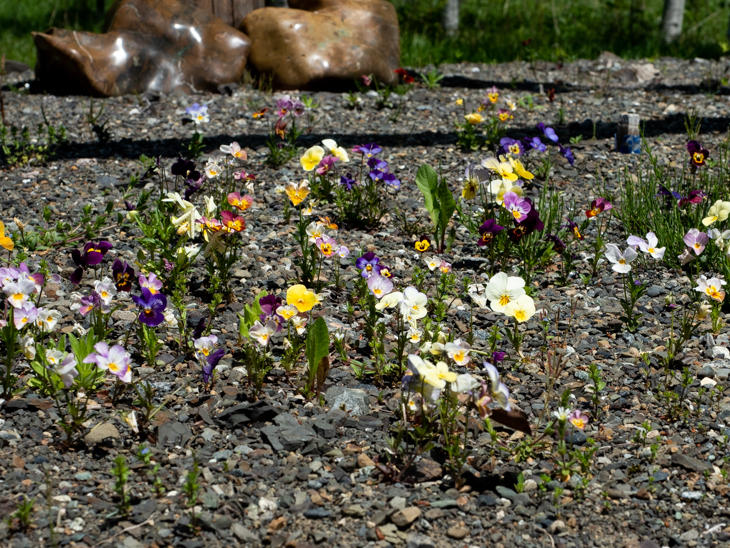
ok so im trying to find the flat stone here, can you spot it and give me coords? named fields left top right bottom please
left=84, top=422, right=120, bottom=446
left=325, top=386, right=370, bottom=416
left=446, top=525, right=469, bottom=539
left=406, top=533, right=437, bottom=548
left=672, top=453, right=713, bottom=473
left=156, top=421, right=192, bottom=448
left=391, top=506, right=421, bottom=528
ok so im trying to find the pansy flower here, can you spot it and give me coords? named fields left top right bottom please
left=83, top=342, right=133, bottom=383
left=353, top=143, right=382, bottom=158
left=322, top=139, right=350, bottom=163
left=139, top=272, right=163, bottom=295
left=355, top=252, right=380, bottom=278
left=537, top=122, right=559, bottom=143
left=687, top=140, right=709, bottom=168
left=508, top=206, right=544, bottom=242
left=414, top=236, right=431, bottom=252
left=523, top=136, right=547, bottom=152
left=559, top=145, right=575, bottom=165
left=684, top=228, right=709, bottom=255
left=132, top=288, right=167, bottom=327
left=465, top=112, right=484, bottom=125
left=484, top=272, right=526, bottom=314
left=300, top=146, right=325, bottom=171
left=569, top=410, right=589, bottom=430
left=702, top=199, right=730, bottom=227
left=220, top=141, right=247, bottom=160
left=316, top=235, right=338, bottom=257
left=286, top=284, right=320, bottom=313
left=227, top=192, right=253, bottom=212
left=564, top=219, right=584, bottom=240
left=340, top=174, right=356, bottom=190
left=249, top=320, right=278, bottom=346
left=221, top=210, right=246, bottom=232
left=367, top=273, right=394, bottom=299
left=394, top=67, right=415, bottom=84
left=13, top=303, right=38, bottom=329
left=70, top=241, right=113, bottom=284
left=585, top=198, right=612, bottom=218
left=486, top=86, right=499, bottom=103
left=315, top=155, right=338, bottom=175
left=285, top=180, right=310, bottom=206
left=604, top=244, right=637, bottom=273
left=112, top=259, right=135, bottom=291
left=503, top=191, right=531, bottom=222
left=0, top=220, right=14, bottom=251
left=500, top=137, right=524, bottom=156
left=185, top=103, right=208, bottom=124
left=695, top=274, right=726, bottom=302
left=627, top=231, right=665, bottom=260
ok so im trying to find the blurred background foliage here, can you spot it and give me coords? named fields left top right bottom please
left=393, top=0, right=730, bottom=66
left=0, top=0, right=728, bottom=70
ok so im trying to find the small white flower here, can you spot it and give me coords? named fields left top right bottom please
left=484, top=272, right=526, bottom=314
left=604, top=243, right=637, bottom=273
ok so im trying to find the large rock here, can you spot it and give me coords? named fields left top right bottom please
left=33, top=0, right=251, bottom=96
left=241, top=0, right=400, bottom=89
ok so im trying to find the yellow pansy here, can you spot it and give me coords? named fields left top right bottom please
left=300, top=145, right=325, bottom=171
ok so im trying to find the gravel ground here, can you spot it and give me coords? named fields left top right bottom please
left=1, top=54, right=730, bottom=548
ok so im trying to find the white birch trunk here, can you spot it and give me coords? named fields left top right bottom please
left=443, top=0, right=460, bottom=37
left=661, top=0, right=685, bottom=44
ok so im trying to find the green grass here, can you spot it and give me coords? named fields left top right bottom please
left=0, top=0, right=114, bottom=68
left=1, top=0, right=728, bottom=70
left=393, top=0, right=730, bottom=66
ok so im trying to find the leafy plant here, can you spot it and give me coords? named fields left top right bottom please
left=304, top=316, right=329, bottom=398
left=415, top=164, right=456, bottom=253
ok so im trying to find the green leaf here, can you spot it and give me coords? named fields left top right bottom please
left=435, top=176, right=456, bottom=232
left=306, top=317, right=329, bottom=371
left=238, top=291, right=266, bottom=339
left=305, top=317, right=329, bottom=395
left=415, top=164, right=440, bottom=227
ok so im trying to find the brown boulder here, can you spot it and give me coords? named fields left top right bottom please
left=241, top=0, right=400, bottom=89
left=33, top=0, right=250, bottom=96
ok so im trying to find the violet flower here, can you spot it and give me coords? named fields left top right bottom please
left=355, top=252, right=380, bottom=278
left=70, top=241, right=113, bottom=284
left=353, top=143, right=382, bottom=158
left=684, top=228, right=709, bottom=255
left=500, top=137, right=524, bottom=156
left=132, top=288, right=167, bottom=327
left=340, top=174, right=356, bottom=190
left=537, top=122, right=559, bottom=143
left=112, top=259, right=135, bottom=292
left=83, top=342, right=133, bottom=383
left=477, top=219, right=504, bottom=246
left=523, top=136, right=547, bottom=152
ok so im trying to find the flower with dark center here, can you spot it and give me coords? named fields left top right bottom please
left=70, top=241, right=113, bottom=284
left=112, top=259, right=135, bottom=292
left=132, top=288, right=167, bottom=327
left=477, top=219, right=504, bottom=246
left=687, top=140, right=709, bottom=168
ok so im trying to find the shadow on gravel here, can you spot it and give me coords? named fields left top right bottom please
left=48, top=110, right=730, bottom=162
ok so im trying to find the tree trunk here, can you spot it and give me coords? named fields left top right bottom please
left=443, top=0, right=459, bottom=37
left=661, top=0, right=685, bottom=44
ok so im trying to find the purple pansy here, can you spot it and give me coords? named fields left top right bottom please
left=355, top=252, right=381, bottom=278
left=477, top=219, right=504, bottom=246
left=132, top=288, right=167, bottom=327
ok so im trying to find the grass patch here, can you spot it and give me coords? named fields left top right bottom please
left=393, top=0, right=730, bottom=66
left=0, top=0, right=113, bottom=68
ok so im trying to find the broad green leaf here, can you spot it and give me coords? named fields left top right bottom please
left=415, top=164, right=440, bottom=227
left=306, top=317, right=329, bottom=373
